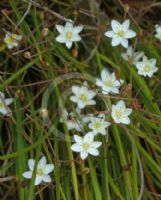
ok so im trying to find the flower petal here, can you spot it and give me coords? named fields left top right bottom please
left=121, top=39, right=128, bottom=48
left=125, top=30, right=136, bottom=39
left=73, top=26, right=83, bottom=34
left=56, top=25, right=64, bottom=33
left=43, top=174, right=52, bottom=183
left=28, top=159, right=35, bottom=171
left=56, top=35, right=66, bottom=43
left=122, top=19, right=130, bottom=31
left=5, top=98, right=13, bottom=106
left=111, top=20, right=121, bottom=32
left=38, top=156, right=47, bottom=168
left=111, top=37, right=121, bottom=46
left=35, top=176, right=43, bottom=185
left=87, top=148, right=99, bottom=156
left=104, top=30, right=114, bottom=38
left=44, top=164, right=54, bottom=174
left=66, top=41, right=73, bottom=49
left=72, top=85, right=80, bottom=95
left=80, top=151, right=88, bottom=160
left=23, top=171, right=32, bottom=179
left=71, top=144, right=83, bottom=152
left=74, top=135, right=83, bottom=144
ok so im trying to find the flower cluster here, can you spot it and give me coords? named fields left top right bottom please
left=2, top=18, right=159, bottom=186
left=122, top=46, right=158, bottom=77
left=67, top=69, right=133, bottom=160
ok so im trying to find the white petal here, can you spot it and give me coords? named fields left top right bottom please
left=35, top=176, right=43, bottom=185
left=104, top=30, right=114, bottom=38
left=65, top=22, right=73, bottom=30
left=117, top=100, right=125, bottom=108
left=23, top=171, right=32, bottom=179
left=87, top=148, right=99, bottom=156
left=125, top=30, right=136, bottom=39
left=43, top=174, right=52, bottom=183
left=67, top=121, right=82, bottom=131
left=121, top=39, right=128, bottom=48
left=66, top=41, right=73, bottom=49
left=73, top=26, right=83, bottom=34
left=111, top=37, right=121, bottom=46
left=56, top=25, right=64, bottom=33
left=0, top=108, right=10, bottom=115
left=5, top=98, right=13, bottom=106
left=28, top=159, right=35, bottom=171
left=44, top=164, right=54, bottom=174
left=111, top=20, right=121, bottom=32
left=149, top=59, right=156, bottom=66
left=38, top=156, right=47, bottom=168
left=16, top=35, right=23, bottom=41
left=71, top=144, right=83, bottom=152
left=7, top=44, right=14, bottom=49
left=84, top=133, right=94, bottom=144
left=77, top=101, right=86, bottom=109
left=101, top=68, right=110, bottom=81
left=120, top=117, right=130, bottom=125
left=74, top=135, right=82, bottom=144
left=92, top=141, right=102, bottom=148
left=87, top=100, right=96, bottom=106
left=56, top=35, right=66, bottom=43
left=70, top=96, right=78, bottom=103
left=122, top=19, right=130, bottom=31
left=72, top=85, right=80, bottom=95
left=96, top=79, right=103, bottom=86
left=125, top=108, right=132, bottom=115
left=72, top=35, right=81, bottom=42
left=88, top=91, right=96, bottom=98
left=80, top=151, right=88, bottom=160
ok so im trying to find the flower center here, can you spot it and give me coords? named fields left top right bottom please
left=144, top=66, right=151, bottom=72
left=79, top=94, right=87, bottom=102
left=37, top=168, right=44, bottom=176
left=115, top=110, right=122, bottom=119
left=117, top=30, right=125, bottom=38
left=6, top=36, right=15, bottom=45
left=82, top=143, right=89, bottom=151
left=94, top=122, right=101, bottom=129
left=105, top=79, right=114, bottom=87
left=65, top=32, right=73, bottom=39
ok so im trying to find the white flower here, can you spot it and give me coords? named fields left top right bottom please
left=70, top=84, right=96, bottom=109
left=111, top=100, right=132, bottom=125
left=135, top=56, right=158, bottom=77
left=23, top=156, right=54, bottom=186
left=60, top=108, right=92, bottom=131
left=56, top=22, right=83, bottom=49
left=88, top=114, right=111, bottom=135
left=96, top=68, right=123, bottom=94
left=155, top=24, right=161, bottom=42
left=4, top=31, right=22, bottom=49
left=104, top=19, right=136, bottom=48
left=71, top=133, right=102, bottom=160
left=121, top=46, right=144, bottom=65
left=0, top=92, right=13, bottom=116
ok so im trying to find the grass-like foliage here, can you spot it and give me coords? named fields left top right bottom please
left=0, top=0, right=161, bottom=199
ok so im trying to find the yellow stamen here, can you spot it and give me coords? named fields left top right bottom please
left=66, top=32, right=73, bottom=39
left=117, top=31, right=125, bottom=37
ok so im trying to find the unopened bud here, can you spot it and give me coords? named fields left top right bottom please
left=39, top=108, right=50, bottom=124
left=124, top=4, right=130, bottom=13
left=23, top=51, right=31, bottom=59
left=42, top=27, right=49, bottom=37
